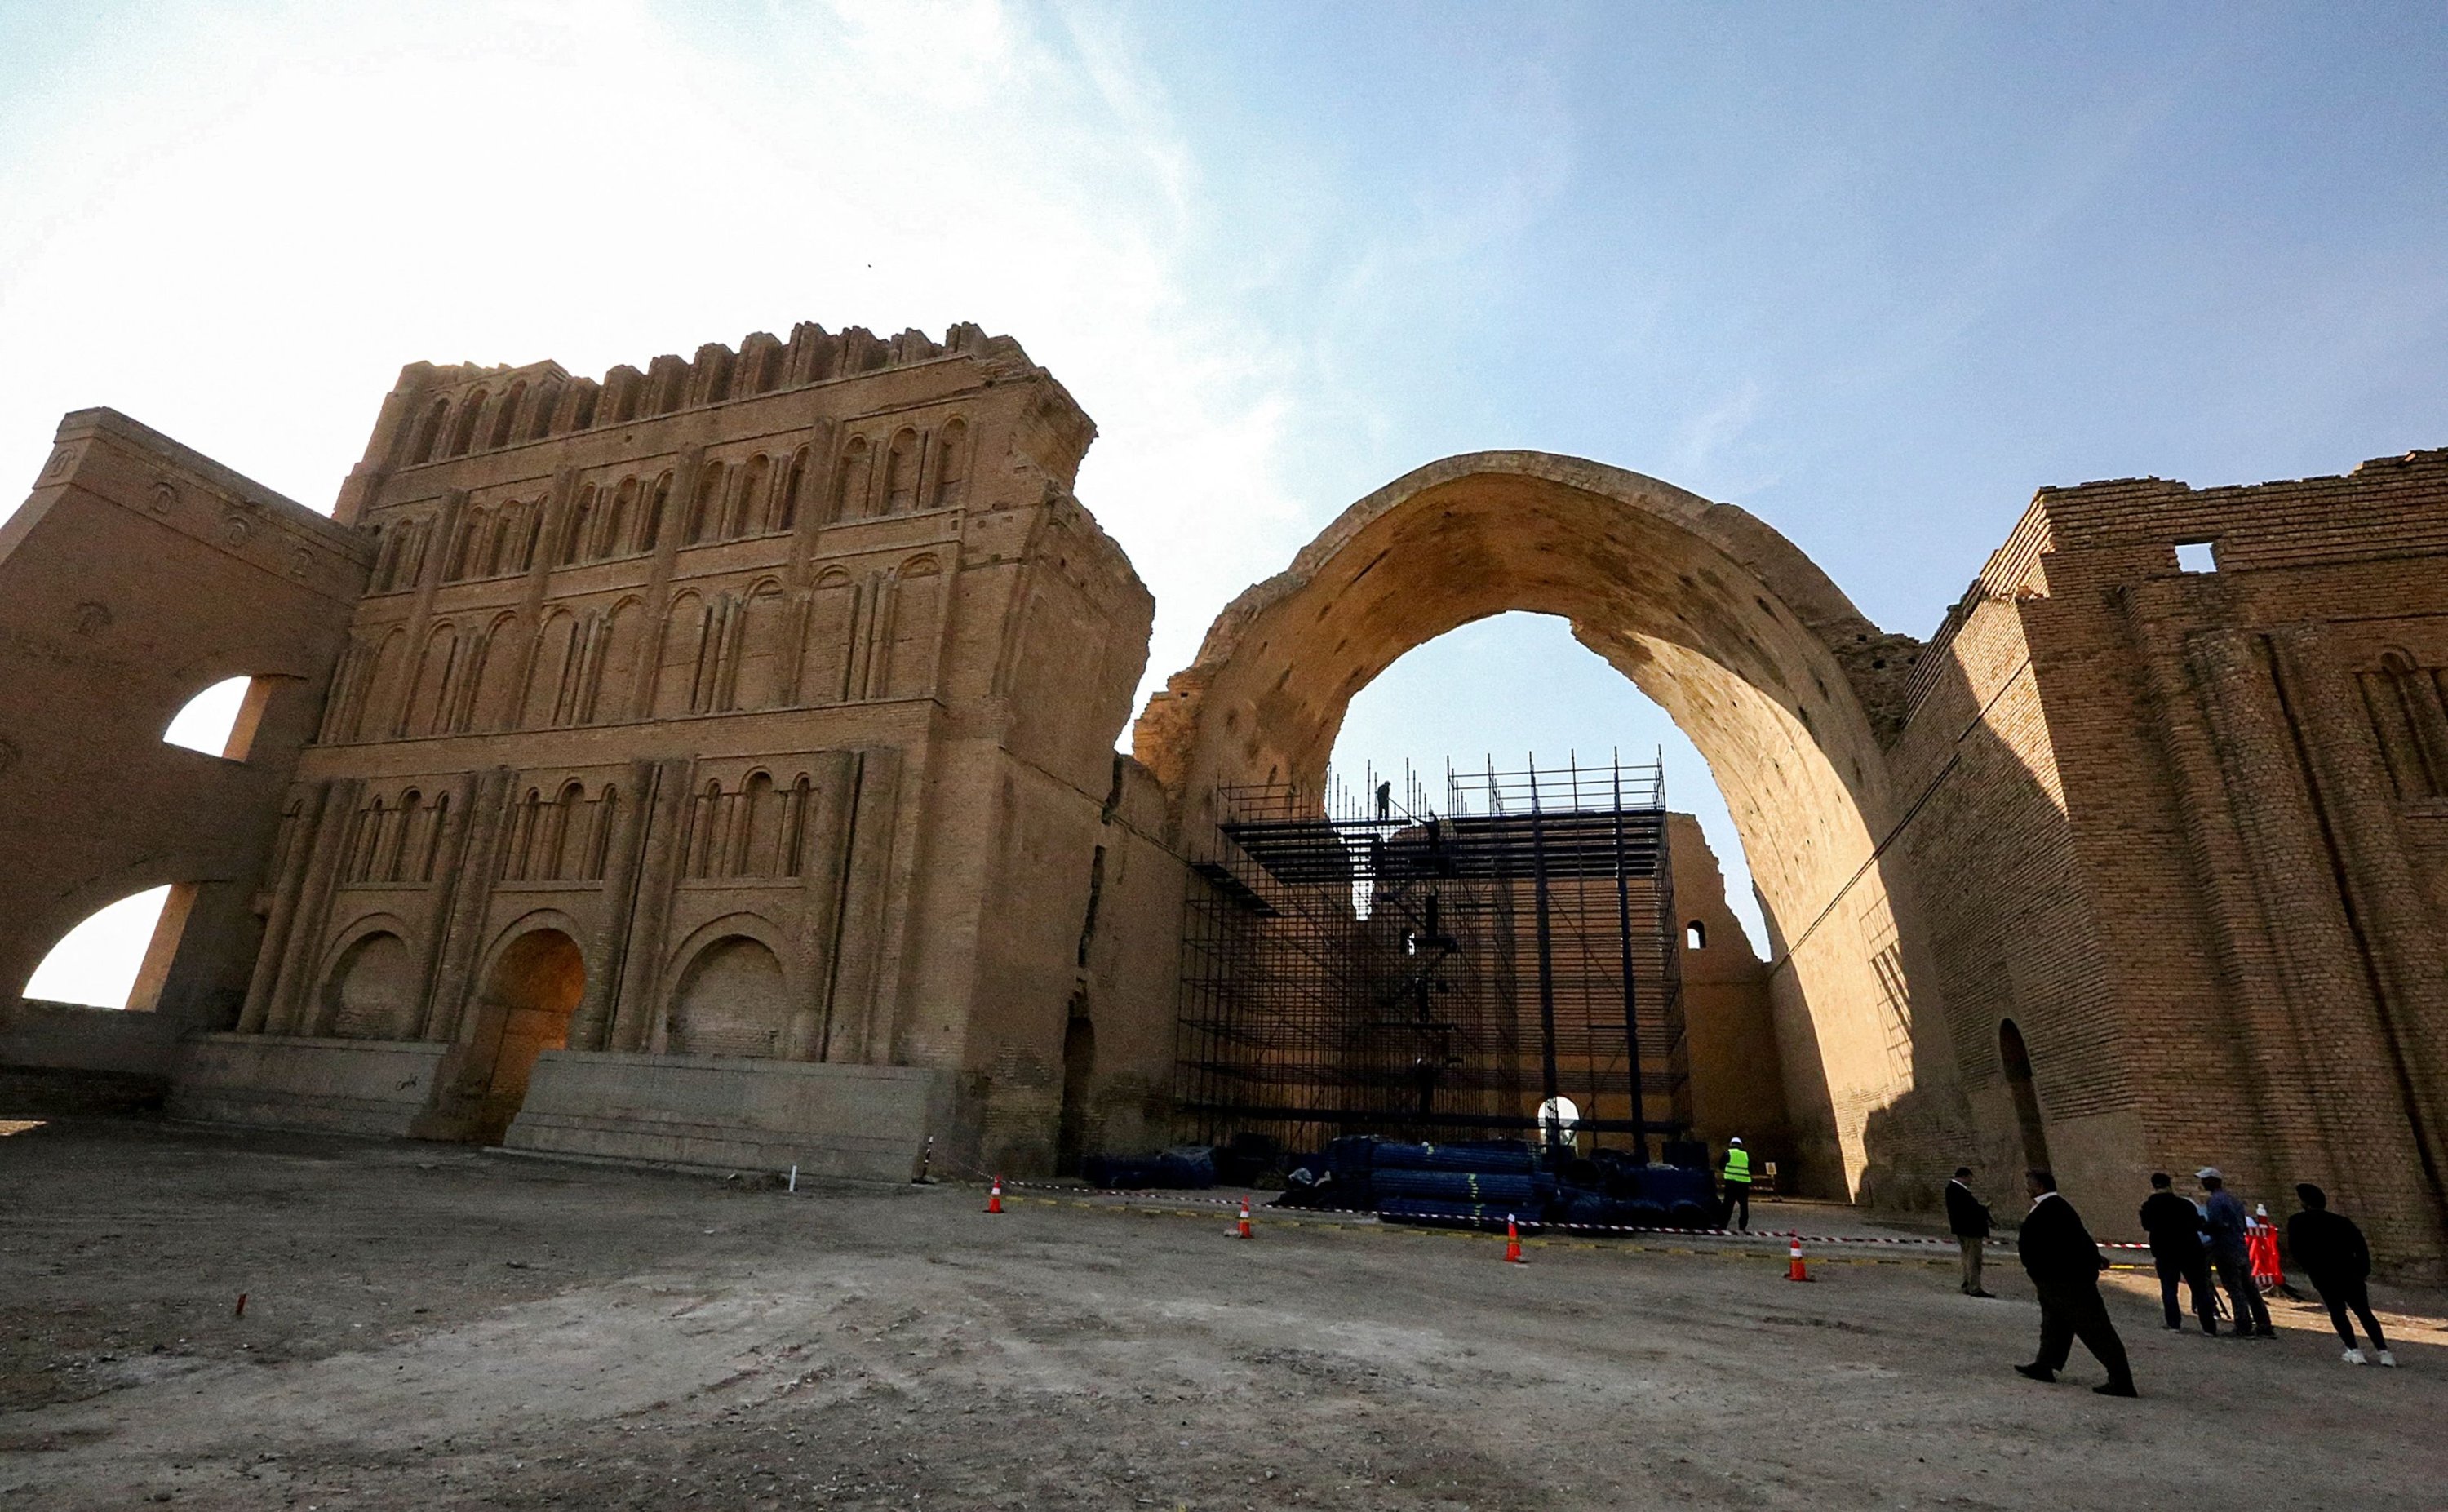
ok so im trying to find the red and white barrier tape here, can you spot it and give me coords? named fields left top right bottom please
left=956, top=1168, right=2155, bottom=1253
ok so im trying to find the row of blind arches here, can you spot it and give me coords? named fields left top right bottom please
left=339, top=769, right=830, bottom=890
left=318, top=921, right=796, bottom=1062
left=370, top=422, right=969, bottom=595
left=324, top=555, right=944, bottom=745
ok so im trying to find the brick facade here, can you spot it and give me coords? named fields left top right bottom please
left=7, top=323, right=2443, bottom=1266
left=1890, top=451, right=2448, bottom=1268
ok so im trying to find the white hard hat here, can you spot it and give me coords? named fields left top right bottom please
left=1730, top=1137, right=1744, bottom=1146
left=2196, top=1166, right=2222, bottom=1181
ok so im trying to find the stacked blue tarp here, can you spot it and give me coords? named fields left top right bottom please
left=1366, top=1141, right=1553, bottom=1232
left=1080, top=1146, right=1218, bottom=1191
left=1545, top=1159, right=1721, bottom=1230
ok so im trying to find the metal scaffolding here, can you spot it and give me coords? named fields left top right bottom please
left=1175, top=751, right=1687, bottom=1159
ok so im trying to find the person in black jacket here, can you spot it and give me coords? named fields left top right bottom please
left=1945, top=1167, right=1994, bottom=1297
left=2138, top=1172, right=2216, bottom=1333
left=2287, top=1184, right=2396, bottom=1367
left=2014, top=1169, right=2137, bottom=1397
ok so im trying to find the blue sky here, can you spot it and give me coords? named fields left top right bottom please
left=6, top=2, right=2446, bottom=995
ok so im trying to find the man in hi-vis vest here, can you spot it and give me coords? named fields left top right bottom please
left=1719, top=1137, right=1753, bottom=1231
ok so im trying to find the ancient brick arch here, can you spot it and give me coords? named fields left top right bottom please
left=1133, top=450, right=1958, bottom=1198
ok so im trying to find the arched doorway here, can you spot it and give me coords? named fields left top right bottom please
left=470, top=929, right=584, bottom=1144
left=1998, top=1018, right=2052, bottom=1175
left=1134, top=451, right=1954, bottom=1199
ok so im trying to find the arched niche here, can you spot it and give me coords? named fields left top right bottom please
left=1133, top=450, right=1957, bottom=1198
left=663, top=931, right=790, bottom=1059
left=320, top=928, right=419, bottom=1040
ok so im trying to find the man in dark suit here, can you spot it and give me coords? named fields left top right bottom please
left=2137, top=1172, right=2216, bottom=1332
left=2014, top=1168, right=2137, bottom=1397
left=1945, top=1167, right=1994, bottom=1297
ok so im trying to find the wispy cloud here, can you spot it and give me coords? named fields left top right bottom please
left=0, top=0, right=1308, bottom=697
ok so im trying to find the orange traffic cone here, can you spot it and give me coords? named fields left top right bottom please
left=1231, top=1196, right=1253, bottom=1239
left=1504, top=1214, right=1525, bottom=1265
left=1786, top=1231, right=1812, bottom=1282
left=987, top=1176, right=1004, bottom=1214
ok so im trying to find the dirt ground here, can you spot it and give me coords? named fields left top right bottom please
left=2, top=1117, right=2444, bottom=1510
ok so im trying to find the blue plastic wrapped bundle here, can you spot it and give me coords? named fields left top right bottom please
left=1079, top=1147, right=1218, bottom=1191
left=1638, top=1164, right=1715, bottom=1210
left=1321, top=1136, right=1381, bottom=1208
left=1080, top=1155, right=1168, bottom=1190
left=1324, top=1136, right=1382, bottom=1178
left=1547, top=1187, right=1616, bottom=1226
left=1376, top=1197, right=1532, bottom=1231
left=1620, top=1199, right=1670, bottom=1230
left=1567, top=1196, right=1677, bottom=1230
left=1372, top=1168, right=1541, bottom=1206
left=1157, top=1146, right=1217, bottom=1188
left=1369, top=1141, right=1537, bottom=1176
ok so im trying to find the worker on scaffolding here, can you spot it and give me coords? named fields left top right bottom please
left=1719, top=1137, right=1753, bottom=1231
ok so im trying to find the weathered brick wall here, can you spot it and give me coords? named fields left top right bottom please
left=1895, top=450, right=2448, bottom=1267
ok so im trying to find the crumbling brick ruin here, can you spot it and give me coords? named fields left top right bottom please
left=3, top=318, right=2443, bottom=1270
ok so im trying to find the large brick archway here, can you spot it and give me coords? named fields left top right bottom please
left=1133, top=451, right=1964, bottom=1198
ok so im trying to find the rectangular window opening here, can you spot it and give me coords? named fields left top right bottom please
left=2175, top=540, right=2219, bottom=574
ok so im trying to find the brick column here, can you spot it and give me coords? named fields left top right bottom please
left=2118, top=589, right=2300, bottom=1168
left=2191, top=629, right=2431, bottom=1244
left=606, top=756, right=695, bottom=1052
left=827, top=748, right=906, bottom=1063
left=420, top=766, right=514, bottom=1041
left=786, top=749, right=863, bottom=1060
left=402, top=769, right=481, bottom=1032
left=237, top=781, right=336, bottom=1034
left=264, top=776, right=365, bottom=1034
left=569, top=757, right=659, bottom=1053
left=2268, top=627, right=2448, bottom=1263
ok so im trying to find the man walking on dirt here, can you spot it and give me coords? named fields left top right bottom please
left=2287, top=1184, right=2397, bottom=1367
left=1945, top=1167, right=1994, bottom=1297
left=2139, top=1172, right=2216, bottom=1333
left=2014, top=1168, right=2137, bottom=1397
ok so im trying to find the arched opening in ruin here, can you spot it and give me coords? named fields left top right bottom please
left=1321, top=609, right=1784, bottom=1169
left=1998, top=1018, right=2052, bottom=1176
left=1138, top=452, right=1949, bottom=1200
left=468, top=928, right=585, bottom=1144
left=163, top=674, right=280, bottom=761
left=20, top=883, right=197, bottom=1012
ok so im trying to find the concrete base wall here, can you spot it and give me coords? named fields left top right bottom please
left=169, top=1033, right=449, bottom=1137
left=503, top=1051, right=951, bottom=1182
left=2, top=999, right=187, bottom=1080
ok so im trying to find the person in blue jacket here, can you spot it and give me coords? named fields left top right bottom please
left=2198, top=1168, right=2274, bottom=1338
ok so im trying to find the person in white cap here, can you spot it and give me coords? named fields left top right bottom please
left=1718, top=1137, right=1752, bottom=1231
left=2198, top=1168, right=2274, bottom=1337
